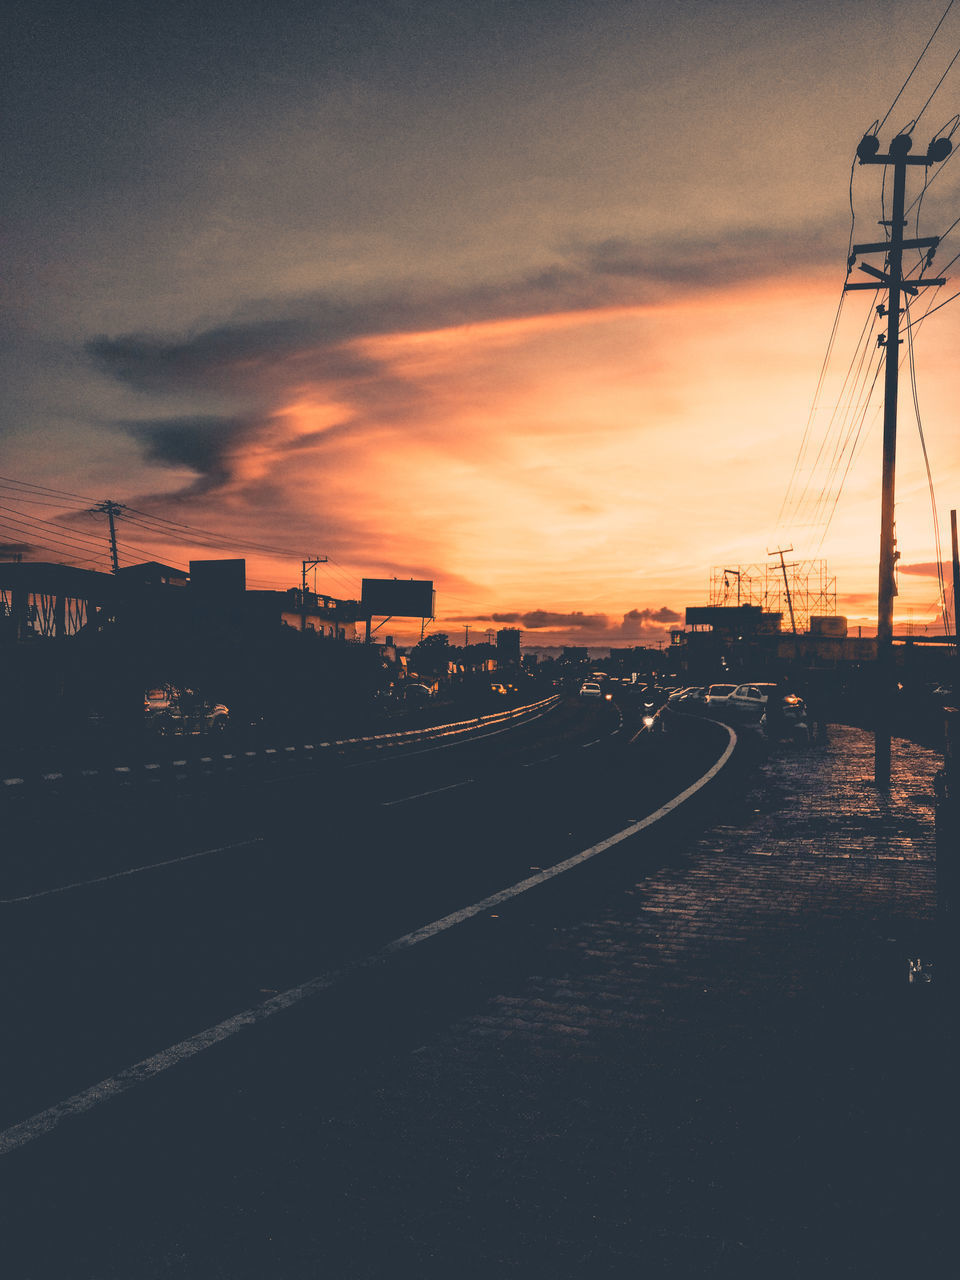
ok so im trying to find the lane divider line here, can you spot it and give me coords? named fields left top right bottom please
left=0, top=838, right=265, bottom=906
left=521, top=754, right=559, bottom=768
left=380, top=779, right=474, bottom=807
left=0, top=721, right=736, bottom=1157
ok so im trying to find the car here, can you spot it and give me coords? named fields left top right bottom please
left=403, top=682, right=434, bottom=702
left=145, top=686, right=230, bottom=735
left=672, top=685, right=707, bottom=708
left=144, top=686, right=175, bottom=715
left=726, top=682, right=779, bottom=719
left=579, top=681, right=603, bottom=698
left=202, top=702, right=230, bottom=732
left=704, top=683, right=739, bottom=708
left=762, top=693, right=808, bottom=742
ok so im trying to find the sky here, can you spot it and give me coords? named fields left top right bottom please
left=4, top=0, right=960, bottom=646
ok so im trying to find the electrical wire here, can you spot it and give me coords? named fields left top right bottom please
left=878, top=0, right=957, bottom=131
left=0, top=505, right=114, bottom=556
left=783, top=293, right=881, bottom=530
left=777, top=157, right=861, bottom=526
left=0, top=473, right=361, bottom=596
left=813, top=351, right=886, bottom=551
left=0, top=474, right=98, bottom=504
left=0, top=517, right=110, bottom=567
left=804, top=326, right=885, bottom=532
left=905, top=300, right=950, bottom=633
left=914, top=42, right=960, bottom=129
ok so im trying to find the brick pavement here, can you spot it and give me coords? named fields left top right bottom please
left=316, top=724, right=950, bottom=1279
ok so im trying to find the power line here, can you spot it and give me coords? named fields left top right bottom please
left=878, top=0, right=957, bottom=131
left=905, top=300, right=950, bottom=633
left=913, top=42, right=960, bottom=128
left=0, top=473, right=364, bottom=595
left=0, top=474, right=98, bottom=504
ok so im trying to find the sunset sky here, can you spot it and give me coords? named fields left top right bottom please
left=4, top=0, right=960, bottom=645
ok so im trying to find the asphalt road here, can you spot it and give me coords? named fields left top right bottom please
left=0, top=692, right=735, bottom=1278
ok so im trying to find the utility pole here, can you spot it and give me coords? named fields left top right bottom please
left=92, top=500, right=124, bottom=574
left=845, top=129, right=951, bottom=786
left=300, top=555, right=328, bottom=631
left=951, top=509, right=959, bottom=644
left=464, top=625, right=470, bottom=647
left=768, top=547, right=797, bottom=636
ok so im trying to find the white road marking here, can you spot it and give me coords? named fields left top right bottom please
left=0, top=722, right=736, bottom=1156
left=0, top=837, right=265, bottom=905
left=380, top=779, right=474, bottom=807
left=346, top=706, right=555, bottom=768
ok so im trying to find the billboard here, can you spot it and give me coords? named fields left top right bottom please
left=361, top=578, right=435, bottom=619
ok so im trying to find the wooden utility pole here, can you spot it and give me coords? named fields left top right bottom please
left=300, top=555, right=328, bottom=631
left=92, top=500, right=124, bottom=574
left=845, top=130, right=951, bottom=786
left=768, top=547, right=797, bottom=635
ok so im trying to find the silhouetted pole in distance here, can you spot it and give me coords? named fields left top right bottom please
left=92, top=499, right=124, bottom=574
left=300, top=555, right=327, bottom=631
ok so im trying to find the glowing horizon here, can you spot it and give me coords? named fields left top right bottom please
left=4, top=1, right=960, bottom=648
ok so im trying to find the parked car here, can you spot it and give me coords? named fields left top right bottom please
left=726, top=682, right=779, bottom=719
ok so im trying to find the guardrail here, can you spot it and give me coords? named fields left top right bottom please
left=1, top=694, right=562, bottom=797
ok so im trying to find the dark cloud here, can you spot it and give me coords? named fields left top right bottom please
left=116, top=414, right=261, bottom=493
left=87, top=321, right=384, bottom=397
left=86, top=220, right=843, bottom=398
left=491, top=610, right=609, bottom=630
left=573, top=221, right=844, bottom=286
left=454, top=605, right=683, bottom=638
left=621, top=606, right=682, bottom=626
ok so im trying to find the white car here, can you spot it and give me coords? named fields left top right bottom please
left=726, top=683, right=779, bottom=718
left=579, top=681, right=603, bottom=698
left=704, top=683, right=738, bottom=707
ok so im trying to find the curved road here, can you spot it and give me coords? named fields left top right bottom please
left=0, top=695, right=736, bottom=1213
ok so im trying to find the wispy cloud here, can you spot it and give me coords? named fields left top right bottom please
left=87, top=221, right=843, bottom=401
left=898, top=561, right=946, bottom=577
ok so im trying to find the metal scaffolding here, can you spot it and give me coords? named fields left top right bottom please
left=710, top=560, right=837, bottom=635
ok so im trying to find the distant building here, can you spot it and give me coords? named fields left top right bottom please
left=496, top=627, right=522, bottom=664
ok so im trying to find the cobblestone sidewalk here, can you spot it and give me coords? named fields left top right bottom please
left=321, top=725, right=948, bottom=1279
